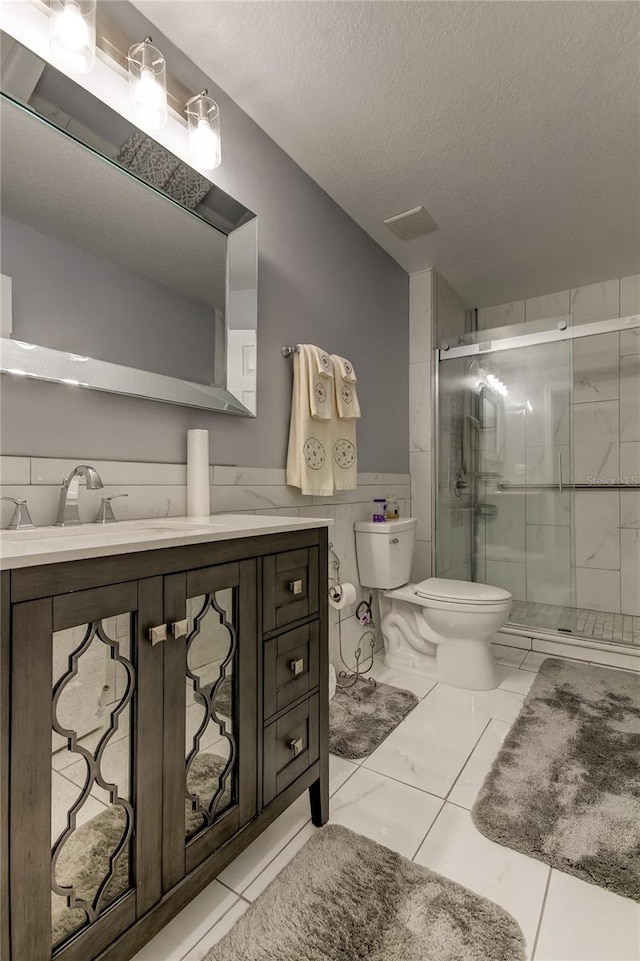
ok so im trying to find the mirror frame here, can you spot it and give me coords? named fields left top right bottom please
left=0, top=47, right=258, bottom=417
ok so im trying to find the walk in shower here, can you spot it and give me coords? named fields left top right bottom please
left=435, top=305, right=640, bottom=648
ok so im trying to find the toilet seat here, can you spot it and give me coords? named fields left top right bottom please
left=414, top=577, right=511, bottom=606
left=384, top=581, right=511, bottom=616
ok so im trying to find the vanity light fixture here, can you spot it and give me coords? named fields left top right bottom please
left=48, top=0, right=96, bottom=74
left=127, top=37, right=168, bottom=131
left=185, top=90, right=221, bottom=170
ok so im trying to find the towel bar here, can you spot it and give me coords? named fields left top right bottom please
left=281, top=345, right=299, bottom=357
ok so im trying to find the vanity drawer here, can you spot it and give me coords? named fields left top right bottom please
left=263, top=694, right=319, bottom=806
left=262, top=547, right=319, bottom=633
left=263, top=622, right=319, bottom=720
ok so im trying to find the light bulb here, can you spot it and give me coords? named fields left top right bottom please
left=49, top=0, right=95, bottom=74
left=128, top=39, right=168, bottom=130
left=186, top=92, right=221, bottom=170
left=131, top=67, right=166, bottom=128
left=189, top=117, right=221, bottom=169
left=58, top=3, right=88, bottom=50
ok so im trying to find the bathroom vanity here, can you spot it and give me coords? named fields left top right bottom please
left=0, top=516, right=329, bottom=961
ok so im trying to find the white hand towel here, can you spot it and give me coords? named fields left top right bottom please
left=286, top=344, right=335, bottom=495
left=300, top=344, right=333, bottom=420
left=331, top=417, right=358, bottom=490
left=309, top=345, right=333, bottom=377
left=331, top=354, right=361, bottom=419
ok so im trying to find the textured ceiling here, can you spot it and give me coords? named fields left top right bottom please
left=134, top=0, right=639, bottom=307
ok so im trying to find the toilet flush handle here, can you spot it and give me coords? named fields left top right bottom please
left=389, top=537, right=399, bottom=544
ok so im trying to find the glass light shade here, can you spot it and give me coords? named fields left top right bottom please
left=49, top=0, right=96, bottom=74
left=128, top=38, right=167, bottom=131
left=186, top=92, right=221, bottom=170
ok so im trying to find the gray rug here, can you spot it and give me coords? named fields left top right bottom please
left=473, top=658, right=640, bottom=901
left=204, top=824, right=525, bottom=960
left=52, top=753, right=230, bottom=946
left=329, top=678, right=418, bottom=759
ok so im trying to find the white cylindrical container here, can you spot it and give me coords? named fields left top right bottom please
left=187, top=429, right=210, bottom=517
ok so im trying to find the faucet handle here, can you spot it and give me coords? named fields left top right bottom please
left=1, top=497, right=36, bottom=530
left=94, top=494, right=128, bottom=524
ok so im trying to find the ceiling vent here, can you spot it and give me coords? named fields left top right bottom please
left=383, top=205, right=438, bottom=241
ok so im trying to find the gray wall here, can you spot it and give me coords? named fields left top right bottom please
left=0, top=3, right=409, bottom=472
left=1, top=215, right=218, bottom=385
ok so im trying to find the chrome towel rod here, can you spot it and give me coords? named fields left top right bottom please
left=497, top=482, right=639, bottom=492
left=281, top=345, right=299, bottom=357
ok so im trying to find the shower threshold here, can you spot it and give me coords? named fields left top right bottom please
left=507, top=600, right=640, bottom=648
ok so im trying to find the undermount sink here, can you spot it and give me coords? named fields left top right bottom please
left=5, top=519, right=228, bottom=542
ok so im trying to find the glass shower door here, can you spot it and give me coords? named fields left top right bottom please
left=436, top=309, right=640, bottom=642
left=474, top=338, right=573, bottom=608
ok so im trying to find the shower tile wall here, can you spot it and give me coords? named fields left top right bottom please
left=408, top=268, right=434, bottom=583
left=476, top=273, right=640, bottom=615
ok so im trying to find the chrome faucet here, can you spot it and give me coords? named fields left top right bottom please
left=56, top=465, right=104, bottom=526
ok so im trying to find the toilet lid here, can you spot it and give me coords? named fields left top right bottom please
left=414, top=577, right=511, bottom=605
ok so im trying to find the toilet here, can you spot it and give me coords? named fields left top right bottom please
left=354, top=518, right=511, bottom=691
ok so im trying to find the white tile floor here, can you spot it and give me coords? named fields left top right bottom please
left=132, top=647, right=640, bottom=961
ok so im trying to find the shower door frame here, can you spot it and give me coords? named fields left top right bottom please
left=432, top=312, right=640, bottom=589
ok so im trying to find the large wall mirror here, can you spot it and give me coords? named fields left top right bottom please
left=0, top=32, right=258, bottom=416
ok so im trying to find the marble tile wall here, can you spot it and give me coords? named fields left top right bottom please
left=408, top=268, right=434, bottom=583
left=476, top=273, right=640, bottom=614
left=0, top=456, right=411, bottom=671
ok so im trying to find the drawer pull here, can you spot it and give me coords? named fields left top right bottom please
left=289, top=579, right=303, bottom=595
left=170, top=618, right=189, bottom=638
left=147, top=624, right=167, bottom=645
left=289, top=737, right=304, bottom=757
left=290, top=658, right=305, bottom=676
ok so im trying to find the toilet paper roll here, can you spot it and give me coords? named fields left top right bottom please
left=187, top=429, right=210, bottom=517
left=329, top=582, right=357, bottom=611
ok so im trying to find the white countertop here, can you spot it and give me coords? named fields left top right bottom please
left=0, top=514, right=332, bottom=570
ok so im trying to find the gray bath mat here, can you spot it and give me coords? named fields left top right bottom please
left=472, top=658, right=640, bottom=901
left=52, top=753, right=229, bottom=945
left=204, top=824, right=525, bottom=960
left=329, top=678, right=418, bottom=759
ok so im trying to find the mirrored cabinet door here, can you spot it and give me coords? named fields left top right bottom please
left=10, top=580, right=164, bottom=961
left=185, top=586, right=237, bottom=839
left=51, top=611, right=135, bottom=950
left=163, top=560, right=257, bottom=884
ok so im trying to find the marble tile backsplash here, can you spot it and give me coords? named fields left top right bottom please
left=0, top=456, right=410, bottom=671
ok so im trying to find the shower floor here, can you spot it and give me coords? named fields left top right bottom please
left=508, top=600, right=640, bottom=647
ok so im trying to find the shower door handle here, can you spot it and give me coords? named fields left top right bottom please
left=453, top=474, right=469, bottom=497
left=558, top=452, right=563, bottom=494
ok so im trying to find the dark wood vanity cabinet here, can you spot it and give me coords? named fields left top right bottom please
left=1, top=526, right=329, bottom=961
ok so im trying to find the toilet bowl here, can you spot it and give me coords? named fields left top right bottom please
left=380, top=578, right=511, bottom=690
left=354, top=519, right=511, bottom=691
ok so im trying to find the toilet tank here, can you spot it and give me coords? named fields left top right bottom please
left=354, top=518, right=416, bottom=589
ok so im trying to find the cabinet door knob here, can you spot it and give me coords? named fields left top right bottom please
left=148, top=624, right=167, bottom=645
left=289, top=579, right=303, bottom=595
left=289, top=737, right=304, bottom=757
left=170, top=618, right=189, bottom=638
left=289, top=658, right=305, bottom=676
